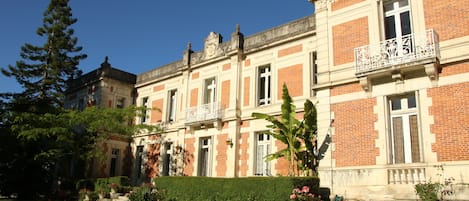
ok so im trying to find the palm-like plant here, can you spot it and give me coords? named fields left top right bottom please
left=252, top=83, right=319, bottom=176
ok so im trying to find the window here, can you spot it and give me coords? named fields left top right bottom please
left=141, top=97, right=149, bottom=123
left=311, top=51, right=318, bottom=85
left=384, top=0, right=412, bottom=40
left=110, top=148, right=120, bottom=177
left=198, top=137, right=212, bottom=176
left=257, top=65, right=271, bottom=106
left=383, top=0, right=413, bottom=60
left=162, top=142, right=173, bottom=176
left=255, top=132, right=271, bottom=176
left=388, top=93, right=421, bottom=164
left=135, top=146, right=144, bottom=179
left=204, top=77, right=217, bottom=104
left=167, top=89, right=177, bottom=122
left=116, top=97, right=125, bottom=109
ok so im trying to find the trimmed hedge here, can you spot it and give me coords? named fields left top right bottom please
left=153, top=176, right=319, bottom=201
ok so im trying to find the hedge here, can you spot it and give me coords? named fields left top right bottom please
left=153, top=176, right=320, bottom=201
left=76, top=176, right=130, bottom=192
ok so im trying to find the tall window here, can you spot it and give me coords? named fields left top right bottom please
left=135, top=146, right=144, bottom=179
left=141, top=97, right=149, bottom=123
left=204, top=78, right=217, bottom=104
left=198, top=137, right=212, bottom=176
left=110, top=148, right=120, bottom=177
left=167, top=89, right=177, bottom=122
left=255, top=132, right=271, bottom=176
left=388, top=93, right=421, bottom=164
left=162, top=142, right=173, bottom=176
left=384, top=0, right=412, bottom=40
left=257, top=65, right=271, bottom=106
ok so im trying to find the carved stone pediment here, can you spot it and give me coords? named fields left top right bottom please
left=204, top=32, right=222, bottom=59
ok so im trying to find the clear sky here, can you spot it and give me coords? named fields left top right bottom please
left=0, top=0, right=315, bottom=94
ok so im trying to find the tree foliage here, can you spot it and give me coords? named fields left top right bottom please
left=1, top=0, right=86, bottom=107
left=0, top=0, right=154, bottom=199
left=251, top=83, right=324, bottom=176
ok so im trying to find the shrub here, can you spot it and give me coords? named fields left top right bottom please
left=415, top=180, right=441, bottom=201
left=153, top=176, right=319, bottom=201
left=129, top=183, right=165, bottom=201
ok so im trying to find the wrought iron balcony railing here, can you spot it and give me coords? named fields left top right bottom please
left=355, top=29, right=439, bottom=76
left=185, top=102, right=222, bottom=125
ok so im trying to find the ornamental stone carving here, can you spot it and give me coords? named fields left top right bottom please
left=204, top=32, right=222, bottom=59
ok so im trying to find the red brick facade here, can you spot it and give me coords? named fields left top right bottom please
left=278, top=44, right=303, bottom=58
left=183, top=137, right=195, bottom=176
left=332, top=98, right=379, bottom=167
left=221, top=80, right=230, bottom=109
left=190, top=88, right=198, bottom=107
left=216, top=134, right=228, bottom=176
left=153, top=84, right=164, bottom=92
left=238, top=132, right=250, bottom=176
left=440, top=62, right=469, bottom=77
left=331, top=82, right=362, bottom=96
left=274, top=140, right=289, bottom=176
left=332, top=17, right=369, bottom=66
left=243, top=77, right=250, bottom=107
left=423, top=0, right=469, bottom=41
left=332, top=0, right=366, bottom=11
left=278, top=64, right=303, bottom=99
left=429, top=81, right=469, bottom=161
left=146, top=143, right=161, bottom=178
left=150, top=99, right=163, bottom=123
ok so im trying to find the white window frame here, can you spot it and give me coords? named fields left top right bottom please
left=167, top=89, right=177, bottom=122
left=161, top=142, right=173, bottom=176
left=388, top=92, right=422, bottom=164
left=141, top=97, right=149, bottom=123
left=383, top=0, right=412, bottom=39
left=198, top=137, right=213, bottom=176
left=257, top=64, right=271, bottom=106
left=204, top=77, right=217, bottom=104
left=254, top=132, right=271, bottom=176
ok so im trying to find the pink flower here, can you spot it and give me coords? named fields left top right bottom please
left=290, top=194, right=297, bottom=199
left=292, top=188, right=301, bottom=193
left=301, top=186, right=310, bottom=193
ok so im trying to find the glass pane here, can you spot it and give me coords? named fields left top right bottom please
left=407, top=94, right=416, bottom=108
left=384, top=3, right=394, bottom=12
left=400, top=11, right=412, bottom=36
left=267, top=76, right=271, bottom=102
left=258, top=134, right=264, bottom=141
left=259, top=77, right=265, bottom=100
left=392, top=117, right=405, bottom=163
left=385, top=16, right=396, bottom=39
left=399, top=0, right=409, bottom=7
left=391, top=98, right=401, bottom=110
left=409, top=115, right=420, bottom=162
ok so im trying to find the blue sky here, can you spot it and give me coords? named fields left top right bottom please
left=0, top=0, right=314, bottom=93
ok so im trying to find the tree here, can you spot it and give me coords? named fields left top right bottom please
left=0, top=0, right=87, bottom=198
left=1, top=0, right=86, bottom=108
left=251, top=83, right=325, bottom=176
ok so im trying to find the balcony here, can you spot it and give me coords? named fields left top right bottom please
left=354, top=30, right=440, bottom=87
left=185, top=102, right=222, bottom=126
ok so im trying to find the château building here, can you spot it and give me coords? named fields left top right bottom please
left=65, top=57, right=136, bottom=178
left=131, top=0, right=468, bottom=199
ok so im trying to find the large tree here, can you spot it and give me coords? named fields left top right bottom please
left=0, top=0, right=86, bottom=198
left=2, top=0, right=86, bottom=108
